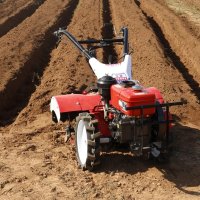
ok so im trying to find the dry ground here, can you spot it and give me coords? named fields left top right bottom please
left=0, top=0, right=199, bottom=199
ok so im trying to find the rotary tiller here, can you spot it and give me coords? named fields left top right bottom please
left=50, top=27, right=183, bottom=170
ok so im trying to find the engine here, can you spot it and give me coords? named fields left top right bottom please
left=108, top=112, right=152, bottom=144
left=97, top=76, right=166, bottom=155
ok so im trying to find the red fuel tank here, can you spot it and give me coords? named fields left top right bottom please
left=110, top=84, right=156, bottom=116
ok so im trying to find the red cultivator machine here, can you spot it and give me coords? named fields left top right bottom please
left=50, top=27, right=183, bottom=170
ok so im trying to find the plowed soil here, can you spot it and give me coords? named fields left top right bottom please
left=0, top=0, right=199, bottom=199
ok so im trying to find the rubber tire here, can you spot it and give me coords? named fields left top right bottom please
left=75, top=113, right=100, bottom=171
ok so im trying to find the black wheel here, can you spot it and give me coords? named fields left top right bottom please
left=75, top=113, right=101, bottom=171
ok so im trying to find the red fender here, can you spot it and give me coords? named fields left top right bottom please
left=50, top=93, right=101, bottom=122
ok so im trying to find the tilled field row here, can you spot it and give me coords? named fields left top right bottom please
left=0, top=0, right=78, bottom=125
left=0, top=0, right=32, bottom=24
left=10, top=0, right=108, bottom=132
left=141, top=0, right=200, bottom=98
left=0, top=0, right=46, bottom=37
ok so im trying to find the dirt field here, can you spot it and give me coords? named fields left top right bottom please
left=0, top=0, right=199, bottom=199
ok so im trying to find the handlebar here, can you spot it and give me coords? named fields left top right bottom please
left=54, top=28, right=92, bottom=59
left=53, top=27, right=129, bottom=59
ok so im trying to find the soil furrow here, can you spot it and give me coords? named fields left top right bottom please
left=0, top=0, right=46, bottom=37
left=136, top=1, right=200, bottom=101
left=0, top=0, right=79, bottom=125
left=10, top=0, right=102, bottom=132
left=162, top=0, right=200, bottom=39
left=0, top=0, right=32, bottom=23
left=140, top=0, right=200, bottom=91
left=101, top=0, right=118, bottom=63
left=11, top=0, right=121, bottom=131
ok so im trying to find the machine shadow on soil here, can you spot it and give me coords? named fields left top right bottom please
left=93, top=123, right=200, bottom=196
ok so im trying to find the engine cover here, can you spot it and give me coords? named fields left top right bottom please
left=110, top=83, right=156, bottom=116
